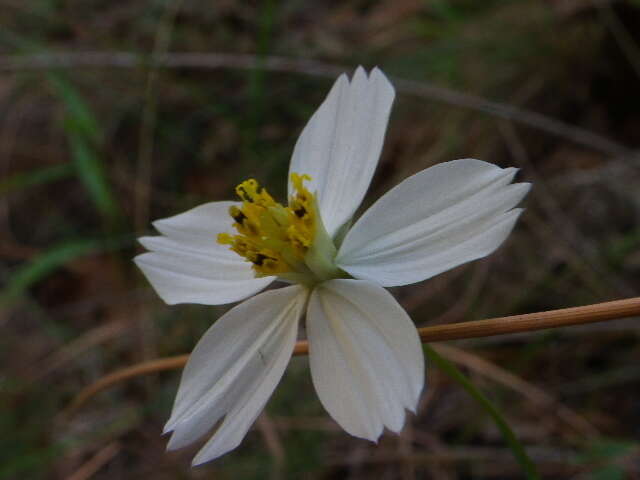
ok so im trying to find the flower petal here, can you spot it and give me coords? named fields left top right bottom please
left=336, top=159, right=530, bottom=287
left=164, top=285, right=308, bottom=464
left=306, top=279, right=424, bottom=441
left=135, top=201, right=274, bottom=305
left=152, top=201, right=242, bottom=260
left=288, top=67, right=395, bottom=238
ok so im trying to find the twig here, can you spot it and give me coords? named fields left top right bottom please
left=67, top=442, right=121, bottom=480
left=29, top=321, right=128, bottom=382
left=410, top=296, right=640, bottom=343
left=0, top=51, right=634, bottom=157
left=325, top=445, right=579, bottom=476
left=66, top=296, right=640, bottom=415
left=66, top=355, right=189, bottom=415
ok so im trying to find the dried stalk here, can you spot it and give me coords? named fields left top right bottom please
left=0, top=52, right=632, bottom=157
left=66, top=296, right=640, bottom=415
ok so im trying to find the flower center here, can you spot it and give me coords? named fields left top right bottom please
left=218, top=173, right=341, bottom=285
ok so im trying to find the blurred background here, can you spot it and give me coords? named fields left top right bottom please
left=1, top=0, right=640, bottom=478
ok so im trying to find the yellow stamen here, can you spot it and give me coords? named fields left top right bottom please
left=217, top=174, right=317, bottom=276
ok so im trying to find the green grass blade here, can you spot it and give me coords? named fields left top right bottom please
left=1, top=239, right=101, bottom=305
left=0, top=34, right=120, bottom=224
left=424, top=345, right=540, bottom=479
left=48, top=74, right=121, bottom=225
left=1, top=236, right=132, bottom=306
left=576, top=439, right=636, bottom=479
left=48, top=74, right=101, bottom=144
left=67, top=132, right=119, bottom=222
left=0, top=163, right=74, bottom=196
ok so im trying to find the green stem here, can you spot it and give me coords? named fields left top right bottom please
left=424, top=345, right=540, bottom=480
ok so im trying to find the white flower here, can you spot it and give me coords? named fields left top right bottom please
left=134, top=66, right=530, bottom=465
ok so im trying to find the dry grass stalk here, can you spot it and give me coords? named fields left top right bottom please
left=66, top=296, right=640, bottom=414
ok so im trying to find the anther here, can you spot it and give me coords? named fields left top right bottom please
left=252, top=253, right=272, bottom=266
left=229, top=206, right=247, bottom=224
left=218, top=173, right=318, bottom=276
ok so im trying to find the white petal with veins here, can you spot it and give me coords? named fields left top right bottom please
left=164, top=285, right=307, bottom=464
left=288, top=67, right=395, bottom=238
left=135, top=201, right=273, bottom=305
left=337, top=159, right=530, bottom=286
left=133, top=67, right=533, bottom=466
left=153, top=201, right=243, bottom=259
left=306, top=279, right=424, bottom=441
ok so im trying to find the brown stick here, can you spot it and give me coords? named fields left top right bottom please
left=65, top=355, right=189, bottom=416
left=293, top=296, right=640, bottom=354
left=66, top=297, right=640, bottom=415
left=67, top=442, right=121, bottom=480
left=416, top=296, right=640, bottom=341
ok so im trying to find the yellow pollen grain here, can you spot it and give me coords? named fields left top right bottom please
left=217, top=174, right=316, bottom=276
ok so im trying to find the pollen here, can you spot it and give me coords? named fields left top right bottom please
left=217, top=174, right=316, bottom=276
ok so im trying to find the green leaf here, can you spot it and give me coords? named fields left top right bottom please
left=424, top=345, right=539, bottom=479
left=0, top=163, right=74, bottom=196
